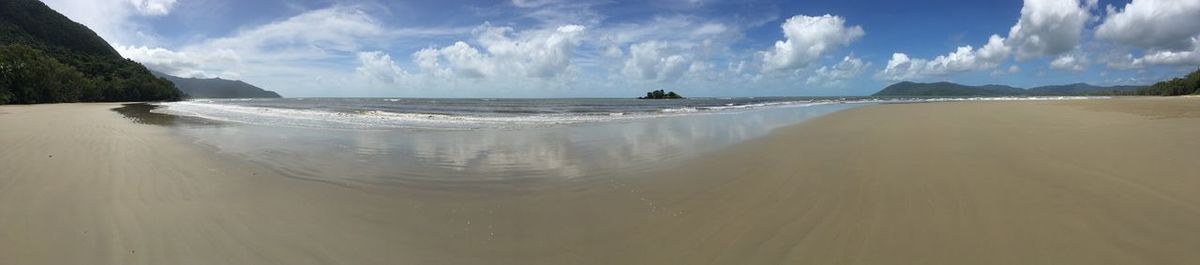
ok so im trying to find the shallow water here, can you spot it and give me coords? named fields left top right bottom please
left=146, top=98, right=869, bottom=191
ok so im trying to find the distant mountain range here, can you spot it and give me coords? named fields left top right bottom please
left=151, top=71, right=281, bottom=99
left=872, top=81, right=1144, bottom=97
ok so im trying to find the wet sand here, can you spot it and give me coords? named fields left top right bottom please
left=2, top=98, right=1199, bottom=264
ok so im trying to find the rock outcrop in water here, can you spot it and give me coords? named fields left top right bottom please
left=639, top=90, right=684, bottom=99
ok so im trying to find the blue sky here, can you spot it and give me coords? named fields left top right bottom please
left=41, top=0, right=1200, bottom=97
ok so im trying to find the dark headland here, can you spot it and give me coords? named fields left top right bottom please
left=872, top=69, right=1199, bottom=97
left=151, top=71, right=282, bottom=99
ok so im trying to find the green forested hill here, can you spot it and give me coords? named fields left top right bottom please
left=1135, top=68, right=1200, bottom=96
left=0, top=0, right=182, bottom=104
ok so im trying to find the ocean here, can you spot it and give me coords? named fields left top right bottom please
left=157, top=97, right=893, bottom=130
left=149, top=96, right=1094, bottom=191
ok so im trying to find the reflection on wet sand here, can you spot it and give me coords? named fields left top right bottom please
left=163, top=103, right=864, bottom=192
left=113, top=103, right=223, bottom=127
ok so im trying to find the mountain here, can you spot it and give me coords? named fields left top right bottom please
left=873, top=81, right=1144, bottom=97
left=1027, top=83, right=1143, bottom=96
left=872, top=82, right=1024, bottom=96
left=0, top=0, right=181, bottom=104
left=152, top=71, right=281, bottom=98
left=0, top=0, right=116, bottom=56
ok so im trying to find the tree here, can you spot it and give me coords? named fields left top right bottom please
left=639, top=89, right=684, bottom=99
left=1135, top=68, right=1200, bottom=96
left=0, top=44, right=180, bottom=104
left=0, top=44, right=88, bottom=104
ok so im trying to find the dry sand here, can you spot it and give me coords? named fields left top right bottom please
left=1, top=98, right=1198, bottom=264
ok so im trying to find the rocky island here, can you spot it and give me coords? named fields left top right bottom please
left=639, top=89, right=684, bottom=99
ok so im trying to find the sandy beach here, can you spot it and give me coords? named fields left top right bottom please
left=2, top=98, right=1199, bottom=264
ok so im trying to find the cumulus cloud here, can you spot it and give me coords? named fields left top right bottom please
left=1005, top=0, right=1094, bottom=60
left=761, top=14, right=864, bottom=73
left=356, top=51, right=409, bottom=83
left=1132, top=37, right=1200, bottom=66
left=806, top=56, right=869, bottom=88
left=1095, top=0, right=1200, bottom=68
left=878, top=0, right=1093, bottom=80
left=977, top=35, right=1012, bottom=63
left=877, top=42, right=1008, bottom=81
left=415, top=24, right=587, bottom=79
left=1050, top=54, right=1087, bottom=71
left=1095, top=0, right=1200, bottom=51
left=879, top=53, right=919, bottom=81
left=622, top=41, right=692, bottom=82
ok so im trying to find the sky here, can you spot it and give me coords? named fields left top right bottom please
left=39, top=0, right=1200, bottom=97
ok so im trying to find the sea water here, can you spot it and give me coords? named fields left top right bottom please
left=152, top=96, right=1097, bottom=191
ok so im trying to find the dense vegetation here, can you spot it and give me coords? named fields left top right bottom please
left=1025, top=83, right=1144, bottom=96
left=0, top=0, right=181, bottom=104
left=1134, top=68, right=1200, bottom=96
left=153, top=71, right=282, bottom=99
left=873, top=81, right=1143, bottom=97
left=639, top=90, right=684, bottom=99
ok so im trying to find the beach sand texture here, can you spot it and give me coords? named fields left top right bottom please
left=1, top=98, right=1198, bottom=264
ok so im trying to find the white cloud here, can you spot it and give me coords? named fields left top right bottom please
left=622, top=41, right=691, bottom=82
left=118, top=6, right=393, bottom=79
left=1095, top=0, right=1200, bottom=51
left=432, top=41, right=492, bottom=77
left=806, top=56, right=869, bottom=88
left=930, top=46, right=989, bottom=72
left=877, top=44, right=1007, bottom=81
left=42, top=0, right=173, bottom=45
left=128, top=0, right=176, bottom=16
left=878, top=0, right=1093, bottom=80
left=1050, top=54, right=1087, bottom=71
left=356, top=51, right=409, bottom=83
left=415, top=24, right=587, bottom=79
left=977, top=35, right=1011, bottom=63
left=879, top=53, right=920, bottom=81
left=1100, top=36, right=1200, bottom=68
left=691, top=22, right=728, bottom=36
left=116, top=45, right=239, bottom=78
left=511, top=0, right=559, bottom=8
left=1132, top=37, right=1200, bottom=65
left=204, top=6, right=383, bottom=55
left=1005, top=0, right=1093, bottom=60
left=761, top=14, right=864, bottom=72
left=516, top=1, right=603, bottom=26
left=597, top=16, right=739, bottom=50
left=1095, top=0, right=1200, bottom=68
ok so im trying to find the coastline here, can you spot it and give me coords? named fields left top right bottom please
left=1, top=98, right=1198, bottom=264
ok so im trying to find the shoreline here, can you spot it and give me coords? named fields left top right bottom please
left=2, top=98, right=1198, bottom=264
